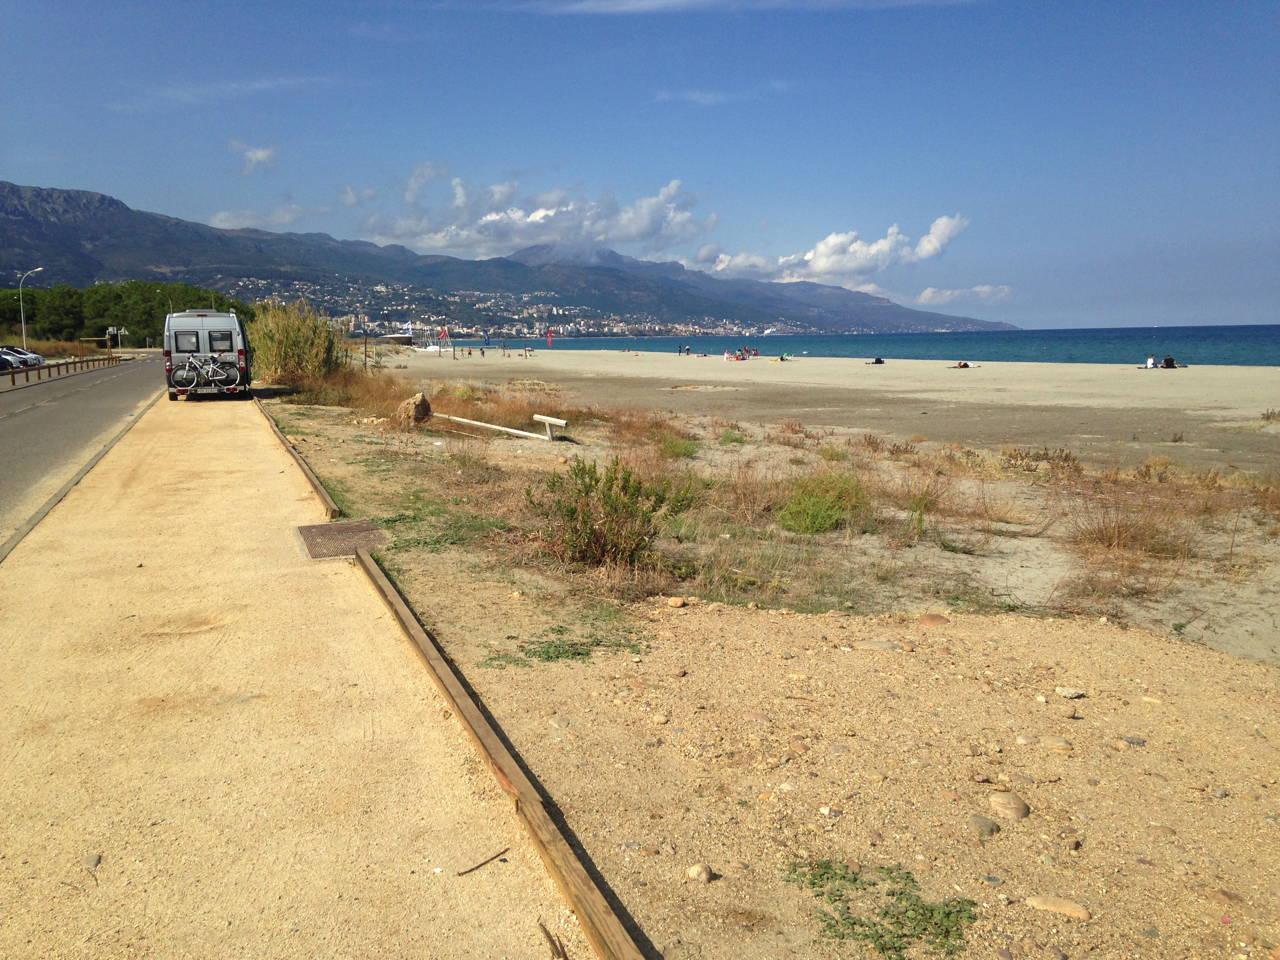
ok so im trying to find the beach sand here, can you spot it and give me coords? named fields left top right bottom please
left=398, top=350, right=1280, bottom=472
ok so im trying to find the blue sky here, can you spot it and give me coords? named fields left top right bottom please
left=2, top=0, right=1277, bottom=327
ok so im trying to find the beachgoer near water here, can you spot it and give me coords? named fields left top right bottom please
left=1162, top=355, right=1177, bottom=369
left=1146, top=355, right=1156, bottom=368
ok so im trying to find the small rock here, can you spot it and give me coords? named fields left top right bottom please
left=667, top=597, right=687, bottom=608
left=1048, top=948, right=1069, bottom=960
left=687, top=863, right=714, bottom=883
left=918, top=613, right=950, bottom=627
left=983, top=874, right=1004, bottom=886
left=1035, top=694, right=1048, bottom=704
left=1061, top=704, right=1081, bottom=720
left=996, top=948, right=1013, bottom=960
left=1212, top=787, right=1230, bottom=799
left=1042, top=735, right=1073, bottom=754
left=1055, top=687, right=1087, bottom=700
left=780, top=651, right=795, bottom=660
left=989, top=792, right=1031, bottom=821
left=818, top=806, right=843, bottom=819
left=1121, top=735, right=1147, bottom=747
left=970, top=814, right=1002, bottom=839
left=82, top=853, right=102, bottom=871
left=1149, top=825, right=1177, bottom=839
left=651, top=713, right=670, bottom=726
left=868, top=831, right=885, bottom=846
left=1016, top=734, right=1038, bottom=746
left=1025, top=895, right=1091, bottom=921
left=672, top=668, right=688, bottom=678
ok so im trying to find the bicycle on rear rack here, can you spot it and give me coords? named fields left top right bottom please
left=171, top=353, right=240, bottom=391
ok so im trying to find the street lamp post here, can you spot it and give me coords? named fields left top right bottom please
left=17, top=267, right=44, bottom=351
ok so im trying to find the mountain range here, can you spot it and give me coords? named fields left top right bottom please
left=0, top=181, right=1015, bottom=333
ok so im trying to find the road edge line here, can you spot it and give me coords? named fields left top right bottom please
left=253, top=397, right=341, bottom=519
left=0, top=389, right=162, bottom=566
left=355, top=548, right=648, bottom=960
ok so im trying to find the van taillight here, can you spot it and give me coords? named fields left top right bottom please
left=163, top=349, right=172, bottom=372
left=236, top=348, right=246, bottom=370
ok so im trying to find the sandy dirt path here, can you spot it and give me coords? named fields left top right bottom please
left=0, top=399, right=587, bottom=959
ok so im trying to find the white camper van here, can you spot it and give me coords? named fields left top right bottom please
left=163, top=310, right=252, bottom=400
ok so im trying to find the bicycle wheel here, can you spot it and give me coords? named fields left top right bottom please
left=172, top=364, right=198, bottom=389
left=209, top=362, right=239, bottom=387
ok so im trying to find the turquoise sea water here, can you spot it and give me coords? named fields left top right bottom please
left=470, top=324, right=1280, bottom=367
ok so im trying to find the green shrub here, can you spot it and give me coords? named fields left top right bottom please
left=658, top=432, right=700, bottom=460
left=527, top=457, right=669, bottom=566
left=818, top=444, right=850, bottom=462
left=247, top=299, right=347, bottom=385
left=777, top=472, right=870, bottom=535
left=719, top=429, right=747, bottom=445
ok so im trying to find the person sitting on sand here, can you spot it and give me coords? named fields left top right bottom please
left=1161, top=355, right=1177, bottom=369
left=1146, top=355, right=1156, bottom=368
left=953, top=361, right=971, bottom=369
left=871, top=357, right=885, bottom=365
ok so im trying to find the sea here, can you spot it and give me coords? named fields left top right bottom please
left=465, top=324, right=1280, bottom=367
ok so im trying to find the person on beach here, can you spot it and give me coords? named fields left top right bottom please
left=1146, top=355, right=1156, bottom=368
left=1162, top=355, right=1177, bottom=369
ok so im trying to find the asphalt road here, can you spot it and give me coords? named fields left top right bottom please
left=0, top=356, right=163, bottom=548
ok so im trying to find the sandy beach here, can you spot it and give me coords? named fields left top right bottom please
left=395, top=349, right=1280, bottom=473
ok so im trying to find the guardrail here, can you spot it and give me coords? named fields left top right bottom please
left=3, top=355, right=121, bottom=387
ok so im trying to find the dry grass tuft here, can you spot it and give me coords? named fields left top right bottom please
left=1063, top=496, right=1194, bottom=560
left=291, top=368, right=417, bottom=418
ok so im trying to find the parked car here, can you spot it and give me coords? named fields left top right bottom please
left=1, top=345, right=45, bottom=365
left=0, top=347, right=37, bottom=368
left=0, top=353, right=14, bottom=372
left=163, top=310, right=252, bottom=400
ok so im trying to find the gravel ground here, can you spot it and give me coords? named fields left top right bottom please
left=405, top=578, right=1280, bottom=959
left=0, top=399, right=587, bottom=959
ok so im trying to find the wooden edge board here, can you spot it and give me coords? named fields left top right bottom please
left=355, top=548, right=648, bottom=960
left=253, top=397, right=342, bottom=519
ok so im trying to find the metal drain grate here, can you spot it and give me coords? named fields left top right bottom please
left=298, top=520, right=386, bottom=559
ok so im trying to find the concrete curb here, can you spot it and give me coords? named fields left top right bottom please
left=357, top=549, right=649, bottom=960
left=255, top=401, right=650, bottom=959
left=253, top=397, right=342, bottom=520
left=0, top=389, right=162, bottom=566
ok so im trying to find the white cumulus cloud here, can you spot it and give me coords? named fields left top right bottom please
left=705, top=214, right=969, bottom=287
left=916, top=284, right=1012, bottom=306
left=371, top=171, right=715, bottom=258
left=229, top=139, right=277, bottom=175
